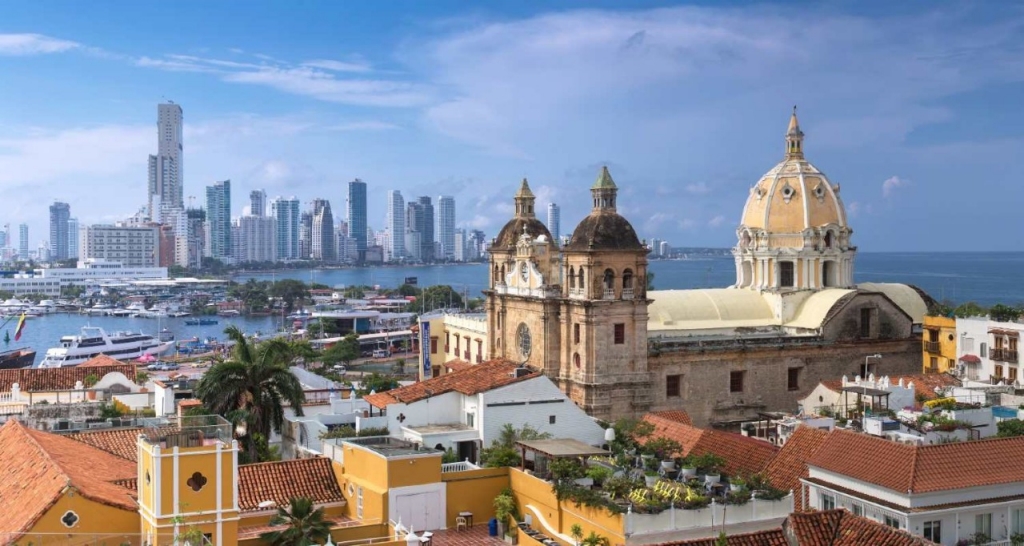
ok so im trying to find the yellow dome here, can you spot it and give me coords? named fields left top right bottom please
left=739, top=109, right=847, bottom=243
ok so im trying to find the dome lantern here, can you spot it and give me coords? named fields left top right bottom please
left=785, top=105, right=804, bottom=159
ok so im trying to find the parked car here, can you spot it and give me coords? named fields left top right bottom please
left=159, top=362, right=180, bottom=371
left=332, top=364, right=347, bottom=373
left=372, top=349, right=389, bottom=359
left=146, top=362, right=163, bottom=371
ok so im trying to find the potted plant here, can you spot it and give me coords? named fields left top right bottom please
left=680, top=455, right=697, bottom=479
left=587, top=465, right=612, bottom=488
left=694, top=453, right=725, bottom=484
left=730, top=476, right=746, bottom=492
left=494, top=488, right=517, bottom=540
left=644, top=468, right=659, bottom=487
left=644, top=437, right=682, bottom=470
left=83, top=373, right=100, bottom=401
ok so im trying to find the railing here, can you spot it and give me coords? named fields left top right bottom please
left=924, top=341, right=940, bottom=353
left=992, top=349, right=1019, bottom=363
left=602, top=289, right=616, bottom=300
left=622, top=288, right=634, bottom=299
left=441, top=459, right=481, bottom=473
left=569, top=287, right=585, bottom=298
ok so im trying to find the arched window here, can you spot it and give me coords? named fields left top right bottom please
left=577, top=267, right=585, bottom=289
left=822, top=261, right=837, bottom=287
left=603, top=269, right=615, bottom=291
left=824, top=231, right=834, bottom=249
left=622, top=269, right=634, bottom=290
left=493, top=265, right=499, bottom=283
left=569, top=266, right=576, bottom=288
left=573, top=352, right=581, bottom=368
left=500, top=264, right=506, bottom=280
left=573, top=323, right=580, bottom=344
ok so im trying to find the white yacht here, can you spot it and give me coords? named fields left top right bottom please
left=28, top=300, right=58, bottom=314
left=38, top=326, right=174, bottom=368
left=0, top=299, right=31, bottom=316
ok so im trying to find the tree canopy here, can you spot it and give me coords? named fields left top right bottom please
left=407, top=285, right=464, bottom=313
left=322, top=332, right=360, bottom=365
left=270, top=279, right=310, bottom=313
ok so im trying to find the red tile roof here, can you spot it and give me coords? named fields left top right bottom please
left=0, top=420, right=137, bottom=541
left=238, top=457, right=345, bottom=513
left=65, top=426, right=178, bottom=462
left=785, top=509, right=937, bottom=545
left=78, top=354, right=126, bottom=368
left=443, top=360, right=473, bottom=373
left=0, top=364, right=138, bottom=392
left=808, top=429, right=1024, bottom=494
left=364, top=359, right=538, bottom=409
left=649, top=409, right=693, bottom=426
left=642, top=413, right=779, bottom=477
left=653, top=529, right=788, bottom=545
left=764, top=426, right=831, bottom=506
left=819, top=374, right=959, bottom=402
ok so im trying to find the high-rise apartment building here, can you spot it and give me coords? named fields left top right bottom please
left=205, top=180, right=231, bottom=260
left=311, top=198, right=336, bottom=262
left=416, top=196, right=435, bottom=262
left=81, top=224, right=160, bottom=267
left=186, top=208, right=206, bottom=269
left=436, top=196, right=455, bottom=261
left=270, top=196, right=300, bottom=260
left=49, top=201, right=71, bottom=261
left=347, top=179, right=367, bottom=262
left=18, top=224, right=28, bottom=260
left=148, top=102, right=184, bottom=218
left=547, top=203, right=561, bottom=244
left=67, top=217, right=79, bottom=259
left=235, top=215, right=276, bottom=263
left=386, top=190, right=405, bottom=262
left=250, top=190, right=266, bottom=217
left=299, top=211, right=313, bottom=259
left=453, top=228, right=466, bottom=262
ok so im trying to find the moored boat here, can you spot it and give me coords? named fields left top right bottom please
left=0, top=347, right=35, bottom=369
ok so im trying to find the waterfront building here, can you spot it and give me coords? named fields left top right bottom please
left=347, top=178, right=368, bottom=262
left=547, top=202, right=560, bottom=244
left=417, top=196, right=435, bottom=261
left=185, top=208, right=205, bottom=269
left=467, top=229, right=486, bottom=261
left=299, top=210, right=313, bottom=259
left=147, top=102, right=184, bottom=219
left=35, top=258, right=167, bottom=284
left=48, top=201, right=70, bottom=261
left=81, top=224, right=159, bottom=268
left=249, top=189, right=266, bottom=216
left=437, top=195, right=456, bottom=260
left=204, top=179, right=231, bottom=260
left=66, top=217, right=79, bottom=259
left=235, top=215, right=276, bottom=263
left=386, top=190, right=405, bottom=261
left=269, top=196, right=300, bottom=260
left=311, top=198, right=336, bottom=262
left=454, top=228, right=466, bottom=262
left=156, top=204, right=189, bottom=268
left=650, top=238, right=663, bottom=257
left=18, top=223, right=28, bottom=261
left=474, top=109, right=931, bottom=426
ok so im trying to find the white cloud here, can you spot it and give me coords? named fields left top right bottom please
left=0, top=33, right=79, bottom=55
left=686, top=182, right=711, bottom=195
left=882, top=176, right=910, bottom=198
left=708, top=215, right=726, bottom=227
left=325, top=121, right=400, bottom=132
left=643, top=212, right=673, bottom=233
left=678, top=218, right=697, bottom=230
left=302, top=59, right=371, bottom=73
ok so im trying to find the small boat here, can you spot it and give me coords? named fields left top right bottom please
left=184, top=318, right=219, bottom=326
left=217, top=310, right=240, bottom=317
left=158, top=328, right=175, bottom=343
left=0, top=347, right=35, bottom=369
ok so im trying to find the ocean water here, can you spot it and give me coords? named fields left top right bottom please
left=6, top=252, right=1022, bottom=366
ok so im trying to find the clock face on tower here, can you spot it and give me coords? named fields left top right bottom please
left=516, top=323, right=532, bottom=359
left=520, top=262, right=530, bottom=283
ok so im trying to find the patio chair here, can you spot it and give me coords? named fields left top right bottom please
left=455, top=516, right=468, bottom=531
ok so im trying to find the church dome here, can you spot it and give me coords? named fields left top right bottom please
left=564, top=167, right=644, bottom=252
left=492, top=179, right=553, bottom=252
left=739, top=108, right=848, bottom=246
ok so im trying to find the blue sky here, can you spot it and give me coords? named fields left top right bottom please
left=1, top=1, right=1023, bottom=251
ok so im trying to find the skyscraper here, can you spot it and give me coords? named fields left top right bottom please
left=347, top=179, right=367, bottom=262
left=250, top=190, right=266, bottom=217
left=299, top=211, right=313, bottom=259
left=49, top=201, right=71, bottom=261
left=417, top=196, right=435, bottom=262
left=437, top=196, right=455, bottom=261
left=270, top=196, right=300, bottom=260
left=148, top=102, right=184, bottom=218
left=18, top=224, right=28, bottom=260
left=547, top=203, right=560, bottom=244
left=405, top=201, right=423, bottom=261
left=186, top=208, right=206, bottom=269
left=454, top=228, right=466, bottom=262
left=311, top=198, right=337, bottom=262
left=67, top=217, right=79, bottom=259
left=205, top=180, right=231, bottom=259
left=386, top=190, right=405, bottom=262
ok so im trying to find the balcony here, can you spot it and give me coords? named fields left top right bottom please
left=992, top=348, right=1019, bottom=363
left=568, top=287, right=585, bottom=299
left=622, top=288, right=634, bottom=300
left=924, top=341, right=940, bottom=353
left=602, top=289, right=616, bottom=300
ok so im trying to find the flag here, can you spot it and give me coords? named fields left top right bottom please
left=13, top=314, right=26, bottom=342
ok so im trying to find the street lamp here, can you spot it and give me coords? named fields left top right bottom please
left=863, top=354, right=882, bottom=377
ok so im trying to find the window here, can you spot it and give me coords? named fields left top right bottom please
left=445, top=333, right=450, bottom=353
left=466, top=412, right=475, bottom=428
left=884, top=514, right=900, bottom=529
left=730, top=371, right=745, bottom=393
left=614, top=323, right=625, bottom=344
left=574, top=323, right=580, bottom=344
left=787, top=367, right=800, bottom=391
left=851, top=504, right=863, bottom=517
left=981, top=342, right=988, bottom=358
left=779, top=262, right=795, bottom=287
left=964, top=337, right=975, bottom=352
left=929, top=356, right=938, bottom=370
left=820, top=493, right=835, bottom=510
left=454, top=335, right=460, bottom=354
left=430, top=337, right=438, bottom=353
left=666, top=374, right=681, bottom=397
left=549, top=415, right=556, bottom=425
left=357, top=486, right=364, bottom=519
left=1012, top=508, right=1024, bottom=534
left=976, top=513, right=992, bottom=538
left=860, top=308, right=873, bottom=338
left=923, top=521, right=941, bottom=542
left=996, top=365, right=1004, bottom=378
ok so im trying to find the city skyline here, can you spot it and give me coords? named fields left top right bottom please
left=1, top=3, right=1023, bottom=251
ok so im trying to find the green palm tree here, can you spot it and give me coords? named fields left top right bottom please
left=260, top=496, right=332, bottom=545
left=581, top=531, right=610, bottom=546
left=195, top=326, right=305, bottom=461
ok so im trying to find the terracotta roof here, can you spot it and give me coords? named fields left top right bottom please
left=0, top=420, right=137, bottom=541
left=653, top=529, right=788, bottom=545
left=764, top=427, right=831, bottom=507
left=364, top=359, right=538, bottom=409
left=642, top=413, right=779, bottom=477
left=819, top=373, right=959, bottom=402
left=238, top=515, right=359, bottom=540
left=65, top=426, right=178, bottom=462
left=649, top=410, right=693, bottom=426
left=785, top=509, right=937, bottom=545
left=0, top=364, right=138, bottom=392
left=78, top=354, right=126, bottom=368
left=238, top=457, right=345, bottom=513
left=444, top=360, right=473, bottom=373
left=807, top=429, right=1024, bottom=494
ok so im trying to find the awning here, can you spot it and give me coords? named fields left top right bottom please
left=959, top=354, right=981, bottom=364
left=515, top=439, right=609, bottom=459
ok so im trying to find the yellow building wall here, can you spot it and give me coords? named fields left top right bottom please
left=509, top=469, right=625, bottom=546
left=337, top=445, right=389, bottom=524
left=387, top=456, right=441, bottom=488
left=24, top=493, right=139, bottom=545
left=443, top=467, right=510, bottom=528
left=923, top=316, right=958, bottom=373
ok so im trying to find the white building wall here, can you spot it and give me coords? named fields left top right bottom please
left=480, top=377, right=605, bottom=447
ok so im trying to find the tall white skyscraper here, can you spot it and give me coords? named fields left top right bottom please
left=437, top=196, right=456, bottom=261
left=454, top=228, right=466, bottom=262
left=18, top=224, right=28, bottom=260
left=67, top=217, right=79, bottom=259
left=547, top=203, right=560, bottom=244
left=205, top=180, right=231, bottom=259
left=270, top=197, right=300, bottom=260
left=148, top=102, right=184, bottom=218
left=250, top=189, right=266, bottom=217
left=235, top=216, right=276, bottom=263
left=311, top=198, right=336, bottom=262
left=386, top=190, right=405, bottom=262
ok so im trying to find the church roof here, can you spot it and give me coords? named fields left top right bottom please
left=857, top=283, right=929, bottom=323
left=515, top=178, right=535, bottom=198
left=592, top=166, right=617, bottom=190
left=492, top=217, right=552, bottom=252
left=564, top=212, right=644, bottom=252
